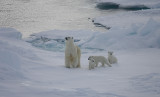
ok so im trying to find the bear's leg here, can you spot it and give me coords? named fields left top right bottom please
left=106, top=60, right=112, bottom=67
left=95, top=62, right=98, bottom=67
left=108, top=59, right=111, bottom=64
left=102, top=62, right=105, bottom=67
left=76, top=46, right=81, bottom=68
left=65, top=57, right=70, bottom=68
left=77, top=58, right=81, bottom=68
left=71, top=57, right=78, bottom=68
left=71, top=63, right=75, bottom=68
left=92, top=64, right=95, bottom=69
left=108, top=56, right=113, bottom=64
left=110, top=59, right=113, bottom=64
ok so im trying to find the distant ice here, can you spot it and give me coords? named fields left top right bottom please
left=84, top=18, right=160, bottom=50
left=26, top=18, right=160, bottom=51
left=96, top=0, right=160, bottom=9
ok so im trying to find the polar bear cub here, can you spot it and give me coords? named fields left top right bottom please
left=88, top=56, right=111, bottom=67
left=108, top=51, right=118, bottom=64
left=65, top=37, right=81, bottom=68
left=88, top=57, right=96, bottom=70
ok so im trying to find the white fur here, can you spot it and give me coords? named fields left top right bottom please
left=88, top=56, right=111, bottom=67
left=65, top=37, right=81, bottom=68
left=88, top=58, right=96, bottom=70
left=108, top=51, right=118, bottom=64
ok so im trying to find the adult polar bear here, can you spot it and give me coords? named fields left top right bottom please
left=65, top=37, right=81, bottom=68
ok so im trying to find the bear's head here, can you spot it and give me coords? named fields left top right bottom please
left=88, top=56, right=94, bottom=60
left=65, top=37, right=73, bottom=40
left=65, top=37, right=74, bottom=44
left=108, top=51, right=113, bottom=55
left=88, top=56, right=95, bottom=63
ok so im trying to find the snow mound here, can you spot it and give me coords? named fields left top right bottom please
left=0, top=27, right=22, bottom=39
left=0, top=28, right=37, bottom=80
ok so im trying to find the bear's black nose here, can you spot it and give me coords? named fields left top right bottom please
left=65, top=37, right=68, bottom=40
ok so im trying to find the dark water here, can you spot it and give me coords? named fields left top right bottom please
left=96, top=2, right=150, bottom=10
left=0, top=0, right=108, bottom=37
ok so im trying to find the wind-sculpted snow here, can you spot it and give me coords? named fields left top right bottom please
left=1, top=27, right=160, bottom=97
left=130, top=73, right=160, bottom=94
left=0, top=28, right=23, bottom=80
left=0, top=49, right=23, bottom=80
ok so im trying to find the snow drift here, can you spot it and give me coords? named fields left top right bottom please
left=0, top=49, right=23, bottom=80
left=0, top=28, right=23, bottom=80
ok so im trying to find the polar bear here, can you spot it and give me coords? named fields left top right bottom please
left=88, top=57, right=96, bottom=70
left=65, top=37, right=81, bottom=68
left=88, top=56, right=111, bottom=67
left=108, top=51, right=118, bottom=64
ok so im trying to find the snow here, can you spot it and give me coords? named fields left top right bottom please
left=1, top=0, right=160, bottom=97
left=1, top=28, right=160, bottom=97
left=0, top=28, right=22, bottom=39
